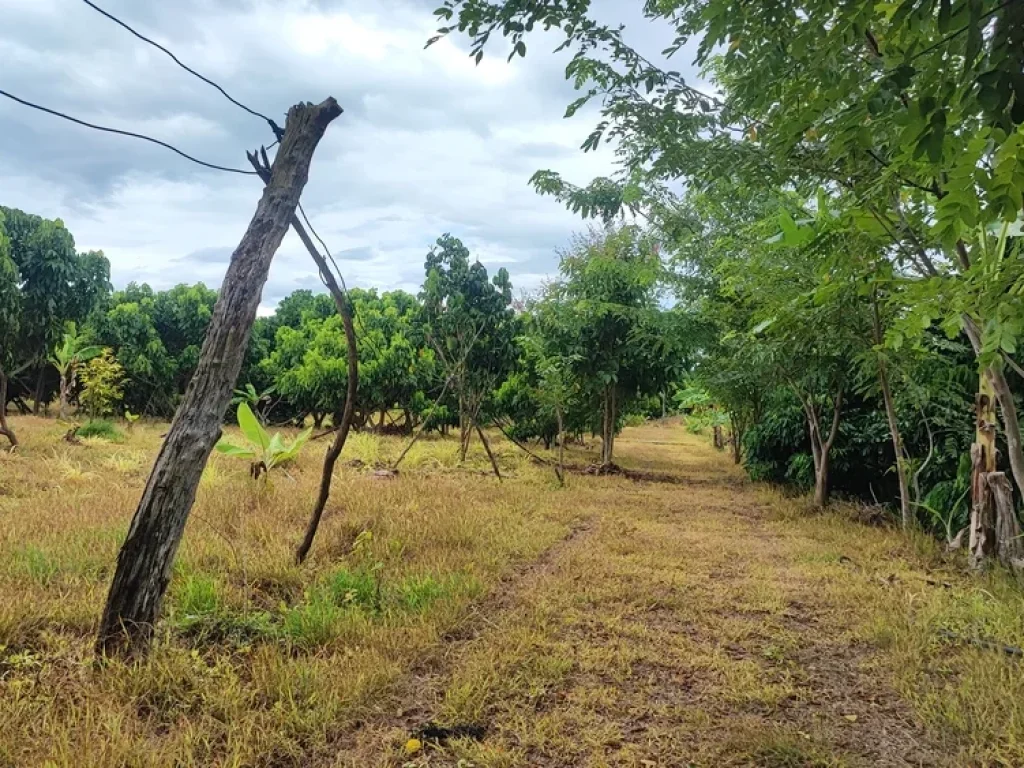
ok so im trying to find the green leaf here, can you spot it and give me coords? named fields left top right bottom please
left=237, top=402, right=269, bottom=452
left=215, top=442, right=256, bottom=459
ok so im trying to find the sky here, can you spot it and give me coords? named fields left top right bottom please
left=0, top=0, right=689, bottom=314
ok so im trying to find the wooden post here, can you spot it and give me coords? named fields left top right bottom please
left=969, top=372, right=998, bottom=570
left=96, top=99, right=342, bottom=657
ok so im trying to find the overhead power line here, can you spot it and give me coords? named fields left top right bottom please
left=79, top=0, right=283, bottom=138
left=0, top=87, right=257, bottom=175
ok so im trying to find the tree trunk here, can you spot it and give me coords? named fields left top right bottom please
left=729, top=413, right=743, bottom=464
left=713, top=424, right=724, bottom=450
left=988, top=472, right=1024, bottom=571
left=58, top=371, right=69, bottom=420
left=963, top=316, right=1024, bottom=499
left=32, top=364, right=44, bottom=415
left=970, top=373, right=1000, bottom=570
left=475, top=420, right=501, bottom=481
left=601, top=386, right=617, bottom=466
left=873, top=291, right=912, bottom=528
left=271, top=203, right=359, bottom=566
left=813, top=451, right=830, bottom=508
left=803, top=386, right=843, bottom=509
left=556, top=406, right=565, bottom=486
left=458, top=390, right=470, bottom=463
left=0, top=367, right=17, bottom=448
left=95, top=98, right=342, bottom=658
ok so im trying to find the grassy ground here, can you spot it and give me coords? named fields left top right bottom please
left=1, top=416, right=1023, bottom=766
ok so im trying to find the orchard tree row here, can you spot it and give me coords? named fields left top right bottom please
left=0, top=208, right=686, bottom=467
left=430, top=0, right=1024, bottom=565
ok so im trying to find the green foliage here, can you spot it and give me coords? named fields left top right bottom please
left=215, top=402, right=312, bottom=478
left=78, top=349, right=126, bottom=417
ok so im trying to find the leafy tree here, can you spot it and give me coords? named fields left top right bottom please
left=421, top=234, right=517, bottom=460
left=540, top=226, right=684, bottom=467
left=0, top=212, right=20, bottom=447
left=49, top=322, right=103, bottom=419
left=0, top=207, right=110, bottom=411
left=79, top=349, right=126, bottom=418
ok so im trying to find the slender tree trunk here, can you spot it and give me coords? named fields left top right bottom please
left=474, top=420, right=501, bottom=481
left=873, top=294, right=912, bottom=529
left=803, top=387, right=843, bottom=509
left=259, top=201, right=361, bottom=566
left=813, top=451, right=830, bottom=508
left=969, top=373, right=999, bottom=570
left=729, top=413, right=743, bottom=464
left=95, top=99, right=342, bottom=658
left=458, top=390, right=470, bottom=463
left=556, top=406, right=565, bottom=486
left=32, top=364, right=44, bottom=415
left=58, top=372, right=69, bottom=420
left=600, top=386, right=617, bottom=466
left=0, top=367, right=17, bottom=448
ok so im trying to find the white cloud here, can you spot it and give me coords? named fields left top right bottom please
left=0, top=0, right=696, bottom=315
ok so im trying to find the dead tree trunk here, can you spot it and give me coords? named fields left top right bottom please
left=989, top=472, right=1024, bottom=570
left=245, top=146, right=359, bottom=566
left=290, top=219, right=357, bottom=565
left=95, top=99, right=342, bottom=658
left=0, top=366, right=17, bottom=448
left=969, top=374, right=998, bottom=570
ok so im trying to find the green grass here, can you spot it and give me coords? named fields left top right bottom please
left=0, top=416, right=1023, bottom=766
left=76, top=418, right=125, bottom=442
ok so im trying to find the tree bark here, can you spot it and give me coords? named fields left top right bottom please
left=963, top=316, right=1024, bottom=499
left=0, top=367, right=17, bottom=448
left=474, top=420, right=501, bottom=481
left=58, top=372, right=69, bottom=420
left=969, top=375, right=998, bottom=570
left=813, top=451, right=830, bottom=508
left=95, top=99, right=342, bottom=658
left=803, top=386, right=843, bottom=508
left=988, top=472, right=1024, bottom=571
left=601, top=385, right=617, bottom=466
left=556, top=406, right=565, bottom=486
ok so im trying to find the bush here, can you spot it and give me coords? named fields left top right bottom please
left=77, top=419, right=125, bottom=442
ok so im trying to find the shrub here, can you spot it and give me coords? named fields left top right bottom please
left=78, top=349, right=126, bottom=417
left=77, top=419, right=125, bottom=442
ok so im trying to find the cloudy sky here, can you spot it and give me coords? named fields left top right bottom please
left=1, top=0, right=689, bottom=313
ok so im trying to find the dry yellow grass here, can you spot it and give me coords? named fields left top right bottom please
left=0, top=416, right=1022, bottom=767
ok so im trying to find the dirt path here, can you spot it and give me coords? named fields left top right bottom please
left=335, top=425, right=962, bottom=767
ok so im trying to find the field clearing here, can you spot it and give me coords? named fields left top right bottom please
left=1, top=417, right=1023, bottom=767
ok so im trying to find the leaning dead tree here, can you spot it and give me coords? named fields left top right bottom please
left=96, top=99, right=342, bottom=658
left=247, top=150, right=360, bottom=565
